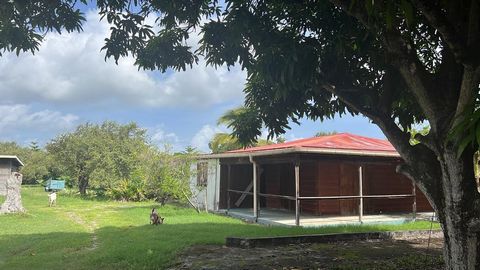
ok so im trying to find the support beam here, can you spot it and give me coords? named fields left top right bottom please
left=412, top=181, right=417, bottom=221
left=358, top=165, right=363, bottom=224
left=298, top=194, right=414, bottom=200
left=249, top=156, right=258, bottom=222
left=295, top=161, right=300, bottom=226
left=227, top=164, right=231, bottom=214
left=258, top=165, right=263, bottom=212
left=234, top=181, right=253, bottom=207
left=214, top=159, right=220, bottom=211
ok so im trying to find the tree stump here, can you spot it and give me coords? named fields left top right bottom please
left=0, top=172, right=25, bottom=214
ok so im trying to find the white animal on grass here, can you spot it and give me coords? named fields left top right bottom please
left=48, top=192, right=57, bottom=207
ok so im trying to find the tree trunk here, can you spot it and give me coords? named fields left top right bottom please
left=440, top=217, right=480, bottom=270
left=0, top=172, right=25, bottom=214
left=78, top=175, right=89, bottom=196
left=417, top=146, right=480, bottom=270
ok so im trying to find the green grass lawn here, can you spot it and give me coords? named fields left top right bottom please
left=0, top=186, right=440, bottom=270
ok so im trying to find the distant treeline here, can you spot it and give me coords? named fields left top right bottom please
left=0, top=121, right=196, bottom=202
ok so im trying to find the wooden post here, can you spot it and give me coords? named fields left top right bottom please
left=252, top=159, right=258, bottom=222
left=257, top=164, right=262, bottom=213
left=227, top=164, right=231, bottom=214
left=412, top=181, right=417, bottom=221
left=358, top=165, right=363, bottom=224
left=295, top=161, right=300, bottom=226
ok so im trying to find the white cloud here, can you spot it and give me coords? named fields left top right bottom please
left=190, top=125, right=225, bottom=153
left=0, top=10, right=246, bottom=109
left=0, top=104, right=79, bottom=143
left=149, top=126, right=180, bottom=148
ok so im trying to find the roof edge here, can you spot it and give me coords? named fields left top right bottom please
left=0, top=155, right=24, bottom=166
left=199, top=146, right=400, bottom=160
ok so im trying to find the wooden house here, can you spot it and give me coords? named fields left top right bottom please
left=191, top=133, right=433, bottom=225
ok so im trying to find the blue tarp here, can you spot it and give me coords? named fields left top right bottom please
left=45, top=179, right=65, bottom=191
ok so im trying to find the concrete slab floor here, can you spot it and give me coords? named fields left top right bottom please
left=224, top=208, right=435, bottom=227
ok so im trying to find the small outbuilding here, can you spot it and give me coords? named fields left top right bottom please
left=192, top=133, right=434, bottom=226
left=0, top=155, right=24, bottom=196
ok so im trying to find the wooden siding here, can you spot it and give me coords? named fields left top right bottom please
left=219, top=157, right=433, bottom=215
left=339, top=163, right=359, bottom=215
left=299, top=162, right=319, bottom=214
left=261, top=163, right=295, bottom=211
left=362, top=164, right=432, bottom=214
left=263, top=164, right=283, bottom=209
left=317, top=162, right=341, bottom=215
left=415, top=190, right=433, bottom=212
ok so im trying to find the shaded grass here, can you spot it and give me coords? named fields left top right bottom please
left=0, top=186, right=440, bottom=270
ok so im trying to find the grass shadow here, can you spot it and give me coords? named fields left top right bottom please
left=0, top=221, right=444, bottom=270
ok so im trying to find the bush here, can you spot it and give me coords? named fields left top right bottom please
left=105, top=175, right=146, bottom=202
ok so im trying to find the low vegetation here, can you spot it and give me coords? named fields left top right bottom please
left=0, top=187, right=440, bottom=270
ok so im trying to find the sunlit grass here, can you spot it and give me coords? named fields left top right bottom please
left=0, top=186, right=440, bottom=270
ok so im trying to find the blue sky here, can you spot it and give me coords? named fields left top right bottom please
left=0, top=8, right=384, bottom=152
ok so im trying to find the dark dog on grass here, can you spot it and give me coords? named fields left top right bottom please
left=150, top=208, right=164, bottom=225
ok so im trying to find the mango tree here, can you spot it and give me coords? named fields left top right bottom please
left=2, top=1, right=480, bottom=268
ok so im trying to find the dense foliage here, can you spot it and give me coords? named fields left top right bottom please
left=0, top=121, right=196, bottom=202
left=46, top=121, right=148, bottom=195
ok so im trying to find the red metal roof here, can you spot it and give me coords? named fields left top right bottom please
left=227, top=133, right=397, bottom=154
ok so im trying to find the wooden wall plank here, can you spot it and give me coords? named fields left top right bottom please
left=340, top=163, right=358, bottom=215
left=317, top=162, right=341, bottom=215
left=299, top=162, right=318, bottom=214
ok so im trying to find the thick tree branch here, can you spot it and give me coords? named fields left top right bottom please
left=382, top=27, right=446, bottom=131
left=411, top=0, right=469, bottom=65
left=318, top=82, right=442, bottom=202
left=319, top=82, right=413, bottom=157
left=328, top=0, right=443, bottom=132
left=378, top=68, right=397, bottom=113
left=454, top=66, right=478, bottom=126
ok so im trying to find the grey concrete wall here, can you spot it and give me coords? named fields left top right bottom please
left=226, top=229, right=444, bottom=248
left=0, top=160, right=12, bottom=196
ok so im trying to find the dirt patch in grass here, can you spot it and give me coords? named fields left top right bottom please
left=168, top=237, right=443, bottom=270
left=65, top=212, right=99, bottom=250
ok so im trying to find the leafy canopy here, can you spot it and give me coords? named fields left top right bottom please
left=2, top=1, right=479, bottom=153
left=0, top=0, right=85, bottom=56
left=46, top=121, right=148, bottom=192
